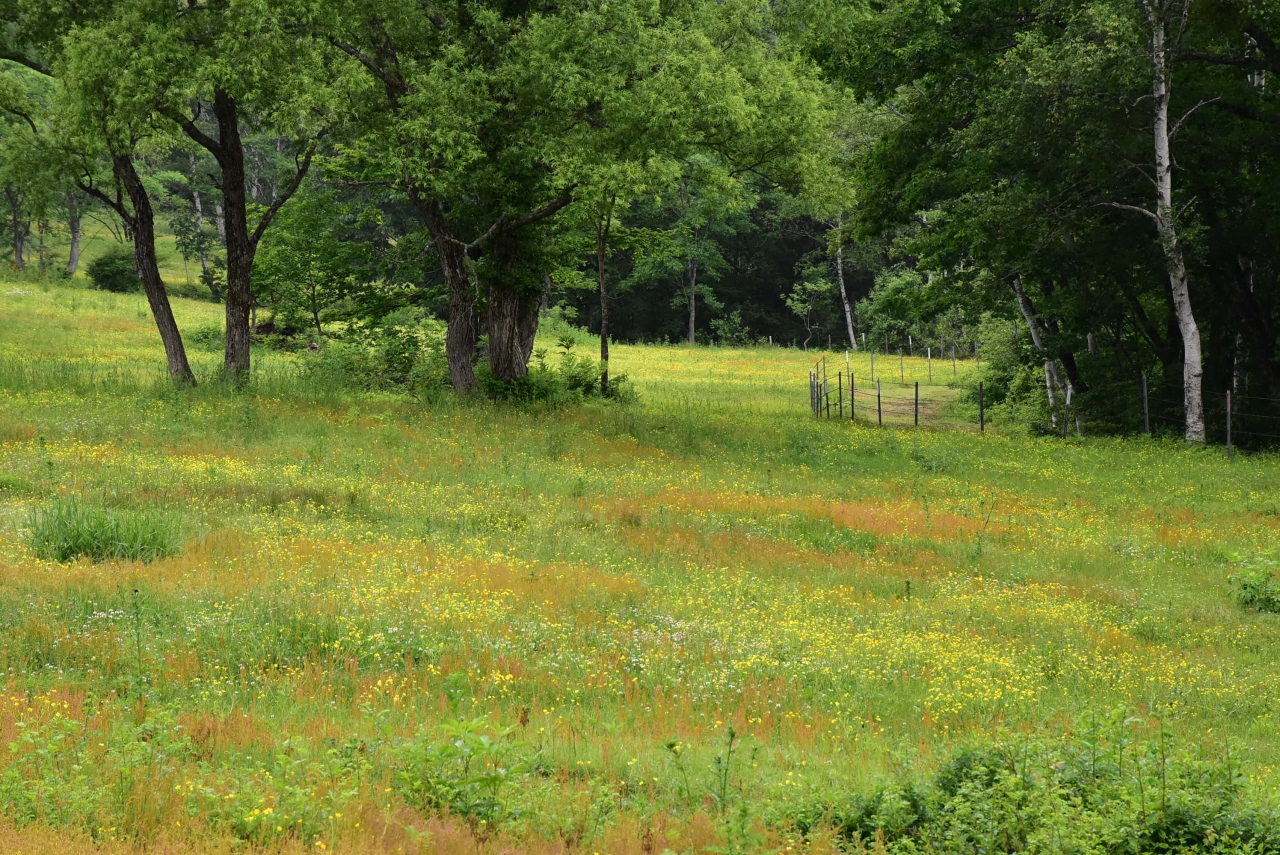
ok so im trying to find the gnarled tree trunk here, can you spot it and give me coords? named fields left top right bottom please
left=172, top=90, right=313, bottom=377
left=487, top=283, right=541, bottom=383
left=596, top=196, right=614, bottom=394
left=112, top=154, right=195, bottom=384
left=6, top=189, right=27, bottom=271
left=415, top=194, right=478, bottom=392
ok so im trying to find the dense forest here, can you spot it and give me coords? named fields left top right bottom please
left=1, top=0, right=1278, bottom=441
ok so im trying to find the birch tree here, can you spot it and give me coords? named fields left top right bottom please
left=1105, top=0, right=1206, bottom=441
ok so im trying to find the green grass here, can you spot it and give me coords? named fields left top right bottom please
left=25, top=498, right=183, bottom=563
left=0, top=280, right=1278, bottom=853
left=10, top=216, right=218, bottom=300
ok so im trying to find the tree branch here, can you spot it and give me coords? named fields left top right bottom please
left=75, top=178, right=129, bottom=224
left=1098, top=201, right=1161, bottom=223
left=0, top=104, right=38, bottom=135
left=883, top=102, right=909, bottom=121
left=1182, top=51, right=1253, bottom=67
left=328, top=36, right=391, bottom=83
left=249, top=144, right=318, bottom=249
left=162, top=105, right=224, bottom=158
left=1170, top=97, right=1218, bottom=138
left=0, top=51, right=52, bottom=77
left=462, top=184, right=578, bottom=251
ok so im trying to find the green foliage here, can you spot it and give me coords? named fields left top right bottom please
left=786, top=724, right=1280, bottom=854
left=25, top=498, right=182, bottom=563
left=297, top=315, right=449, bottom=395
left=710, top=311, right=754, bottom=346
left=479, top=342, right=630, bottom=404
left=85, top=245, right=140, bottom=293
left=186, top=323, right=225, bottom=353
left=393, top=717, right=530, bottom=828
left=1231, top=568, right=1280, bottom=614
left=785, top=276, right=836, bottom=350
left=252, top=190, right=367, bottom=337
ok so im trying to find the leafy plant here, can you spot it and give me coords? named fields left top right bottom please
left=710, top=310, right=753, bottom=346
left=86, top=245, right=140, bottom=293
left=1231, top=568, right=1280, bottom=613
left=393, top=717, right=530, bottom=830
left=25, top=498, right=182, bottom=563
left=186, top=323, right=226, bottom=352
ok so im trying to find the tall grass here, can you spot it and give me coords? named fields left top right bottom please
left=25, top=499, right=182, bottom=563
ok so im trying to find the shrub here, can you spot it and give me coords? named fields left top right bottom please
left=1232, top=568, right=1280, bottom=613
left=392, top=717, right=529, bottom=828
left=186, top=323, right=226, bottom=353
left=781, top=726, right=1280, bottom=854
left=86, top=245, right=141, bottom=293
left=26, top=499, right=183, bottom=563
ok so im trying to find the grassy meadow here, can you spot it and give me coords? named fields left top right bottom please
left=0, top=279, right=1279, bottom=852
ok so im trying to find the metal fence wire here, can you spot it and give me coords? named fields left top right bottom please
left=809, top=359, right=1280, bottom=454
left=808, top=355, right=986, bottom=433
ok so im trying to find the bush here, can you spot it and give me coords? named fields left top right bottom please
left=781, top=724, right=1280, bottom=854
left=86, top=245, right=141, bottom=293
left=186, top=323, right=226, bottom=353
left=1231, top=568, right=1280, bottom=613
left=392, top=717, right=529, bottom=827
left=26, top=499, right=183, bottom=563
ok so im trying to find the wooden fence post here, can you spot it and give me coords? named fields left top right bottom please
left=979, top=381, right=985, bottom=433
left=1141, top=373, right=1150, bottom=435
left=1227, top=390, right=1233, bottom=460
left=838, top=372, right=843, bottom=418
left=927, top=347, right=932, bottom=383
left=877, top=379, right=882, bottom=427
left=914, top=381, right=919, bottom=426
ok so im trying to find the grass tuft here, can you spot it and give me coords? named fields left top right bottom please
left=25, top=499, right=183, bottom=563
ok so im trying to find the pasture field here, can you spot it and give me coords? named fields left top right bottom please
left=0, top=280, right=1279, bottom=853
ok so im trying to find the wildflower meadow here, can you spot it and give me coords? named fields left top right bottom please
left=2, top=280, right=1280, bottom=853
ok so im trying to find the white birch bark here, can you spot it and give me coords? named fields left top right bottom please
left=1011, top=275, right=1068, bottom=419
left=834, top=217, right=857, bottom=349
left=1146, top=0, right=1206, bottom=440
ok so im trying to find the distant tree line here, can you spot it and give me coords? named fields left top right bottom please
left=0, top=0, right=1277, bottom=439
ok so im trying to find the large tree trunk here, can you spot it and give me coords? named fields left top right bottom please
left=415, top=194, right=478, bottom=392
left=488, top=283, right=540, bottom=382
left=1147, top=0, right=1205, bottom=441
left=113, top=155, right=195, bottom=384
left=65, top=201, right=81, bottom=275
left=210, top=91, right=254, bottom=376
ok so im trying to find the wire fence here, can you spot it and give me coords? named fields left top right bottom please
left=807, top=355, right=986, bottom=432
left=809, top=359, right=1280, bottom=455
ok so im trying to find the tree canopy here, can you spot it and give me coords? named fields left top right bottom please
left=0, top=0, right=1277, bottom=439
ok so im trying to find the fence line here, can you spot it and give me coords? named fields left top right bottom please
left=808, top=356, right=984, bottom=432
left=807, top=359, right=1280, bottom=451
